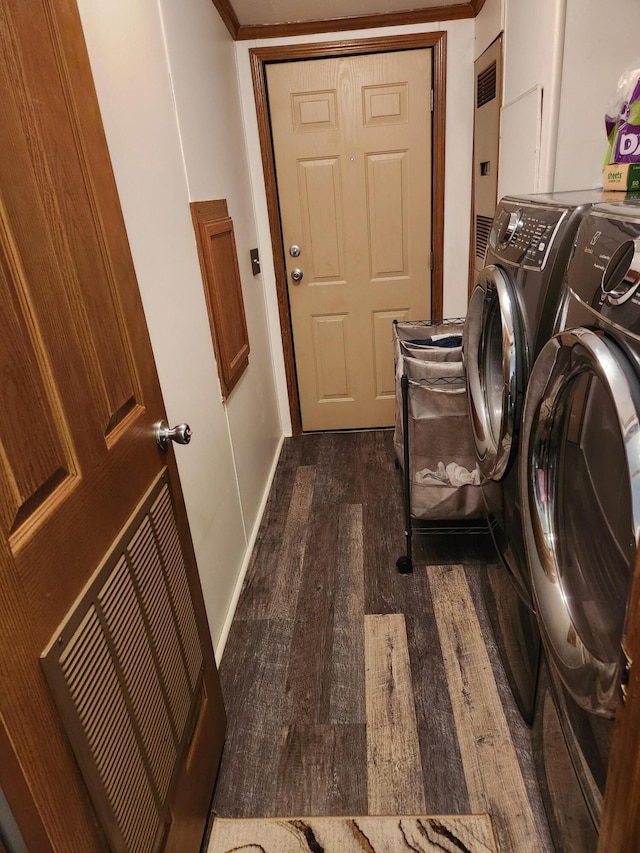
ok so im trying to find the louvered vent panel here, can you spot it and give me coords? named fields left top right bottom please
left=127, top=517, right=191, bottom=740
left=151, top=486, right=203, bottom=689
left=476, top=214, right=493, bottom=260
left=60, top=607, right=161, bottom=853
left=40, top=473, right=206, bottom=853
left=477, top=60, right=497, bottom=108
left=99, top=557, right=177, bottom=802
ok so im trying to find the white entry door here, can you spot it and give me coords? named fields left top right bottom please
left=267, top=50, right=433, bottom=431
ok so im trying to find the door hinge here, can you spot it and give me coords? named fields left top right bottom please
left=621, top=642, right=632, bottom=704
left=430, top=89, right=434, bottom=111
left=429, top=252, right=433, bottom=270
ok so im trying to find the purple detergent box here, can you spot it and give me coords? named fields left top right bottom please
left=605, top=67, right=640, bottom=167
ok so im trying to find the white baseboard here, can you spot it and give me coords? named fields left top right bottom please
left=215, top=432, right=285, bottom=661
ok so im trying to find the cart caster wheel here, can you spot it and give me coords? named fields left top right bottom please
left=394, top=458, right=400, bottom=470
left=396, top=555, right=413, bottom=574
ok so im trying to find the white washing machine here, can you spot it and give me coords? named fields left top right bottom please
left=520, top=200, right=640, bottom=846
left=464, top=191, right=603, bottom=723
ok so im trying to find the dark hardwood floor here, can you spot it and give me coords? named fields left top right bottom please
left=211, top=430, right=553, bottom=851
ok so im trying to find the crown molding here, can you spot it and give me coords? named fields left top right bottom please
left=211, top=0, right=240, bottom=39
left=212, top=1, right=479, bottom=40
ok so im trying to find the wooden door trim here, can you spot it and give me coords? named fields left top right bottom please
left=250, top=31, right=446, bottom=435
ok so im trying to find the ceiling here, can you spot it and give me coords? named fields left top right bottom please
left=213, top=0, right=485, bottom=39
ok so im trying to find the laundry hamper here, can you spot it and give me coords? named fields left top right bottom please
left=393, top=319, right=489, bottom=573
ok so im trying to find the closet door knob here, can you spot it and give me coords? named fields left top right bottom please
left=155, top=421, right=192, bottom=451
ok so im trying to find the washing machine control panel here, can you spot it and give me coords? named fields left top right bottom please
left=490, top=203, right=566, bottom=270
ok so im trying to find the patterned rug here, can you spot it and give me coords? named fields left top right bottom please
left=207, top=814, right=498, bottom=852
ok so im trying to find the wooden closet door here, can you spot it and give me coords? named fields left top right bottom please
left=0, top=1, right=225, bottom=850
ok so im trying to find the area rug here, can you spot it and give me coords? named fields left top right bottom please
left=207, top=815, right=498, bottom=852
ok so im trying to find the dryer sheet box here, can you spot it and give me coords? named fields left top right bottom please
left=602, top=162, right=640, bottom=191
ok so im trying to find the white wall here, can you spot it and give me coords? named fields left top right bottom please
left=484, top=0, right=640, bottom=197
left=75, top=0, right=282, bottom=654
left=157, top=0, right=281, bottom=539
left=499, top=0, right=565, bottom=195
left=474, top=0, right=503, bottom=60
left=554, top=0, right=640, bottom=191
left=236, top=18, right=476, bottom=371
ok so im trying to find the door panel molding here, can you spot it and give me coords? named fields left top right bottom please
left=250, top=32, right=446, bottom=434
left=366, top=151, right=409, bottom=279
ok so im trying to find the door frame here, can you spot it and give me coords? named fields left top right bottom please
left=250, top=32, right=447, bottom=434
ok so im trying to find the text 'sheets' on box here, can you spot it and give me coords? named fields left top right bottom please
left=603, top=162, right=640, bottom=191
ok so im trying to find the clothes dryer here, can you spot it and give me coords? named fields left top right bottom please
left=520, top=201, right=640, bottom=838
left=532, top=659, right=599, bottom=853
left=465, top=191, right=602, bottom=723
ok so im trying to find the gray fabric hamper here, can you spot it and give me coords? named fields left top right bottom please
left=393, top=319, right=487, bottom=521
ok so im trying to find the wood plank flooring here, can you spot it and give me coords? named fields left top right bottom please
left=212, top=430, right=553, bottom=851
left=429, top=565, right=541, bottom=852
left=364, top=614, right=426, bottom=815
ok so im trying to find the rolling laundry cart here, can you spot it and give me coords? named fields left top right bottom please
left=393, top=319, right=489, bottom=573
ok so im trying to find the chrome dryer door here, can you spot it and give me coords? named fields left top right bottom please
left=465, top=264, right=524, bottom=481
left=520, top=327, right=640, bottom=716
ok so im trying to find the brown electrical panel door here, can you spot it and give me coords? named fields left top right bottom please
left=192, top=200, right=250, bottom=400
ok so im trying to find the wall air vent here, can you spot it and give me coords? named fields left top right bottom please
left=477, top=61, right=497, bottom=108
left=476, top=215, right=493, bottom=260
left=41, top=473, right=204, bottom=853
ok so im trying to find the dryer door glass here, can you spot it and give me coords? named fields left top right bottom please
left=555, top=369, right=632, bottom=661
left=521, top=328, right=640, bottom=716
left=464, top=265, right=523, bottom=480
